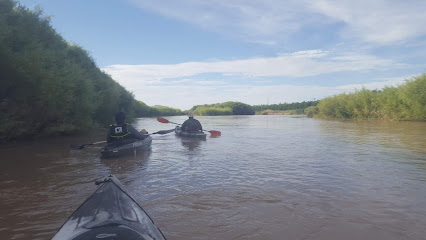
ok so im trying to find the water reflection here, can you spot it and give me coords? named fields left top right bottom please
left=179, top=137, right=205, bottom=151
left=100, top=151, right=152, bottom=175
left=318, top=119, right=426, bottom=154
left=1, top=116, right=425, bottom=240
left=208, top=134, right=221, bottom=139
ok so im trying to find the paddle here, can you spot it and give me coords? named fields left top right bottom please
left=70, top=141, right=107, bottom=150
left=70, top=129, right=175, bottom=150
left=157, top=117, right=221, bottom=136
left=157, top=117, right=180, bottom=125
left=150, top=129, right=175, bottom=135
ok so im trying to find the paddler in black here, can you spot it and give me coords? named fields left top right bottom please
left=181, top=112, right=203, bottom=132
left=107, top=112, right=147, bottom=144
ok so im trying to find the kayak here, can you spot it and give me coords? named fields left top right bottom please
left=101, top=136, right=152, bottom=158
left=52, top=175, right=166, bottom=240
left=175, top=126, right=207, bottom=139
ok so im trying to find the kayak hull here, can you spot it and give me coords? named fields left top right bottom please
left=52, top=175, right=166, bottom=240
left=101, top=136, right=152, bottom=158
left=175, top=126, right=207, bottom=139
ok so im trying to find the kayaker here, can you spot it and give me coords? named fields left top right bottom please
left=181, top=112, right=203, bottom=132
left=107, top=112, right=147, bottom=144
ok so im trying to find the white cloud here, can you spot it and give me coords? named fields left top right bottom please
left=288, top=50, right=329, bottom=58
left=335, top=76, right=408, bottom=91
left=102, top=50, right=410, bottom=109
left=103, top=50, right=398, bottom=87
left=309, top=0, right=426, bottom=44
left=117, top=77, right=409, bottom=110
left=194, top=80, right=227, bottom=85
left=128, top=0, right=308, bottom=42
left=128, top=0, right=426, bottom=44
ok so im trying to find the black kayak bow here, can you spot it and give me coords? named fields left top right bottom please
left=52, top=175, right=166, bottom=240
left=70, top=129, right=175, bottom=150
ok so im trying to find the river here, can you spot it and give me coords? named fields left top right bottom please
left=0, top=115, right=425, bottom=240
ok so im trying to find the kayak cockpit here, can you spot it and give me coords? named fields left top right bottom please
left=52, top=175, right=165, bottom=240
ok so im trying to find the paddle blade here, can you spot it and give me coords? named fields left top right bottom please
left=70, top=144, right=85, bottom=150
left=157, top=117, right=169, bottom=123
left=208, top=130, right=221, bottom=136
left=69, top=141, right=106, bottom=150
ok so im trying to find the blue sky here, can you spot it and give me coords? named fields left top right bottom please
left=19, top=0, right=426, bottom=110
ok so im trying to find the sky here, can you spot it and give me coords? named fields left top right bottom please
left=19, top=0, right=426, bottom=110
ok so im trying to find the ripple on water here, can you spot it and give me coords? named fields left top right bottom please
left=0, top=116, right=425, bottom=239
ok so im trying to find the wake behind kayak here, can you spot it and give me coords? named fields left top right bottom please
left=52, top=175, right=166, bottom=240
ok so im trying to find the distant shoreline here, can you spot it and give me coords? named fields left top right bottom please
left=255, top=109, right=305, bottom=115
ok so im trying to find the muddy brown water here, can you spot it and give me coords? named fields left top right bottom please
left=0, top=115, right=425, bottom=239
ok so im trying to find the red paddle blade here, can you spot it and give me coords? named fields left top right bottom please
left=157, top=117, right=169, bottom=123
left=208, top=130, right=221, bottom=136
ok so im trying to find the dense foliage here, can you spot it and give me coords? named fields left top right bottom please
left=0, top=1, right=147, bottom=141
left=252, top=100, right=319, bottom=113
left=151, top=106, right=184, bottom=116
left=190, top=101, right=255, bottom=115
left=304, top=106, right=319, bottom=118
left=259, top=109, right=305, bottom=115
left=309, top=74, right=426, bottom=120
left=192, top=107, right=233, bottom=116
left=134, top=102, right=184, bottom=117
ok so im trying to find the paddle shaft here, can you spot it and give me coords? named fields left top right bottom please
left=71, top=128, right=174, bottom=150
left=70, top=141, right=107, bottom=150
left=157, top=117, right=221, bottom=136
left=149, top=129, right=175, bottom=135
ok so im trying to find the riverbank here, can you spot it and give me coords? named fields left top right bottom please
left=256, top=109, right=305, bottom=115
left=307, top=74, right=425, bottom=121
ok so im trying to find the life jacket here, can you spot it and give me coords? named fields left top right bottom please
left=108, top=123, right=133, bottom=142
left=182, top=118, right=202, bottom=132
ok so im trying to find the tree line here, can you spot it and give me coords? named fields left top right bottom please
left=0, top=0, right=182, bottom=141
left=189, top=101, right=255, bottom=115
left=252, top=100, right=319, bottom=112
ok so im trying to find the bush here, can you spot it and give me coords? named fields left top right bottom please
left=151, top=106, right=184, bottom=116
left=191, top=101, right=254, bottom=115
left=0, top=1, right=151, bottom=140
left=304, top=106, right=319, bottom=118
left=312, top=74, right=426, bottom=120
left=194, top=107, right=232, bottom=116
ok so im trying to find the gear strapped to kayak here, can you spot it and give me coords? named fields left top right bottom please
left=175, top=126, right=207, bottom=139
left=101, top=136, right=152, bottom=158
left=157, top=117, right=221, bottom=136
left=52, top=175, right=166, bottom=240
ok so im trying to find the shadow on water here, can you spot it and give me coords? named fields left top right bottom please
left=177, top=137, right=206, bottom=151
left=100, top=151, right=152, bottom=175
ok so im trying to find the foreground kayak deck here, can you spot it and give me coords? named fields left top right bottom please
left=52, top=175, right=166, bottom=240
left=101, top=136, right=152, bottom=158
left=175, top=126, right=207, bottom=139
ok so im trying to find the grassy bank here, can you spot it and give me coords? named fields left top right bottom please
left=306, top=74, right=426, bottom=120
left=256, top=109, right=305, bottom=115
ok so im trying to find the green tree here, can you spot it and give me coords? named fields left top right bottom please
left=191, top=101, right=254, bottom=115
left=0, top=0, right=158, bottom=141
